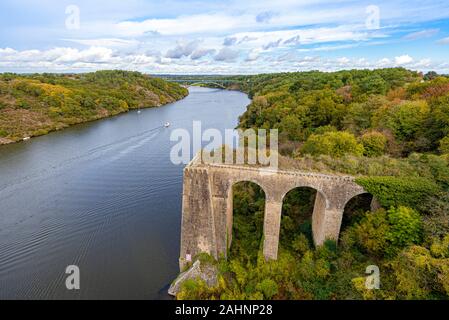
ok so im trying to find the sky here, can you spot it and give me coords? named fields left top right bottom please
left=1, top=0, right=449, bottom=74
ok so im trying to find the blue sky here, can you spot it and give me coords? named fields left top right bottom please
left=1, top=0, right=449, bottom=74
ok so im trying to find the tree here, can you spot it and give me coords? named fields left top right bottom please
left=353, top=209, right=390, bottom=256
left=355, top=176, right=441, bottom=208
left=386, top=100, right=430, bottom=141
left=439, top=135, right=449, bottom=154
left=301, top=131, right=364, bottom=157
left=359, top=73, right=388, bottom=95
left=256, top=279, right=279, bottom=299
left=361, top=131, right=388, bottom=157
left=280, top=115, right=303, bottom=140
left=424, top=71, right=438, bottom=81
left=387, top=206, right=423, bottom=250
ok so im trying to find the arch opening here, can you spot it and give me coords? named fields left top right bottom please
left=280, top=187, right=319, bottom=251
left=228, top=181, right=266, bottom=264
left=340, top=193, right=374, bottom=233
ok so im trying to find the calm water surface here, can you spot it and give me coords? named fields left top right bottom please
left=0, top=87, right=249, bottom=299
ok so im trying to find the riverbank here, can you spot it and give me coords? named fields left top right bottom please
left=0, top=87, right=249, bottom=299
left=0, top=70, right=189, bottom=145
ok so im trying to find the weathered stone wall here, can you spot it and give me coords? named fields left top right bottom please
left=179, top=159, right=367, bottom=271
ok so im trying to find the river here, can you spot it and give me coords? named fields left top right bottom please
left=0, top=87, right=250, bottom=299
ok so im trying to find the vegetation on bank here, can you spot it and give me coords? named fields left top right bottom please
left=177, top=68, right=449, bottom=300
left=0, top=70, right=188, bottom=144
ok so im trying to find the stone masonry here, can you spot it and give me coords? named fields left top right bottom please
left=179, top=155, right=369, bottom=271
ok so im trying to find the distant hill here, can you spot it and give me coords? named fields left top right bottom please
left=0, top=70, right=189, bottom=144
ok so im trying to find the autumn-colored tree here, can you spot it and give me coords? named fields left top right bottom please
left=361, top=131, right=388, bottom=157
left=301, top=131, right=364, bottom=157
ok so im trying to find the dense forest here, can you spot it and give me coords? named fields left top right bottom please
left=177, top=68, right=449, bottom=300
left=0, top=70, right=188, bottom=144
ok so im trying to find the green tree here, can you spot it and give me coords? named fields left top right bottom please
left=387, top=206, right=423, bottom=250
left=301, top=131, right=364, bottom=157
left=353, top=209, right=390, bottom=256
left=355, top=176, right=440, bottom=208
left=361, top=131, right=388, bottom=157
left=439, top=135, right=449, bottom=154
left=280, top=114, right=303, bottom=140
left=386, top=100, right=429, bottom=141
left=256, top=279, right=279, bottom=299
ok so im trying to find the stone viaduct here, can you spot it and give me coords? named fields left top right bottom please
left=179, top=155, right=374, bottom=271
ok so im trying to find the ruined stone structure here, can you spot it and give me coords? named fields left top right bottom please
left=179, top=155, right=371, bottom=271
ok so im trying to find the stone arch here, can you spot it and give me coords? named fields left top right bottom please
left=279, top=185, right=330, bottom=248
left=342, top=191, right=378, bottom=214
left=338, top=191, right=376, bottom=238
left=227, top=178, right=269, bottom=199
left=226, top=179, right=267, bottom=254
left=280, top=185, right=330, bottom=210
left=279, top=186, right=321, bottom=249
left=179, top=160, right=371, bottom=270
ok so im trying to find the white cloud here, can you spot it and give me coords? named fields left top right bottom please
left=262, top=39, right=282, bottom=50
left=283, top=35, right=301, bottom=45
left=6, top=0, right=449, bottom=74
left=395, top=54, right=414, bottom=65
left=115, top=13, right=256, bottom=37
left=245, top=49, right=261, bottom=61
left=223, top=37, right=238, bottom=46
left=191, top=49, right=216, bottom=60
left=404, top=29, right=439, bottom=40
left=377, top=58, right=392, bottom=66
left=214, top=48, right=239, bottom=62
left=437, top=37, right=449, bottom=44
left=62, top=38, right=141, bottom=48
left=0, top=45, right=446, bottom=74
left=255, top=11, right=278, bottom=24
left=165, top=40, right=200, bottom=59
left=337, top=57, right=350, bottom=65
left=224, top=24, right=386, bottom=54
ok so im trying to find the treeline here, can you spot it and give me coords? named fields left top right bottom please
left=177, top=68, right=449, bottom=300
left=0, top=70, right=188, bottom=143
left=236, top=68, right=448, bottom=157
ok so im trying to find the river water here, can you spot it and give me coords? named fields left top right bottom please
left=0, top=87, right=249, bottom=300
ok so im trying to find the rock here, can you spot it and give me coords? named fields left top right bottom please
left=0, top=137, right=13, bottom=145
left=168, top=260, right=218, bottom=297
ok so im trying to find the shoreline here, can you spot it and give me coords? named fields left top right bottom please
left=0, top=93, right=190, bottom=147
left=0, top=85, right=243, bottom=147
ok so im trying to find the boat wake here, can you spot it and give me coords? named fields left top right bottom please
left=0, top=125, right=166, bottom=195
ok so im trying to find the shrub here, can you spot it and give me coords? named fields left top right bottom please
left=292, top=234, right=311, bottom=256
left=355, top=176, right=440, bottom=208
left=256, top=279, right=279, bottom=299
left=351, top=207, right=422, bottom=257
left=390, top=246, right=434, bottom=299
left=361, top=131, right=388, bottom=157
left=440, top=135, right=449, bottom=154
left=430, top=235, right=449, bottom=258
left=301, top=131, right=364, bottom=157
left=387, top=206, right=423, bottom=249
left=421, top=194, right=449, bottom=241
left=386, top=100, right=429, bottom=141
left=390, top=245, right=449, bottom=299
left=16, top=98, right=31, bottom=109
left=353, top=209, right=390, bottom=256
left=33, top=129, right=49, bottom=137
left=177, top=279, right=211, bottom=300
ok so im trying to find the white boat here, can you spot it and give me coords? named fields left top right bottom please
left=23, top=137, right=31, bottom=141
left=137, top=110, right=141, bottom=114
left=164, top=122, right=171, bottom=128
